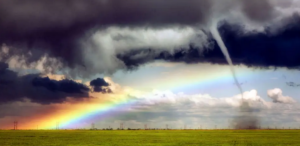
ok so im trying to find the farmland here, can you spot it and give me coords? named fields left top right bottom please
left=0, top=130, right=300, bottom=146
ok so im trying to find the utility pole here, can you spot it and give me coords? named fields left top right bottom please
left=56, top=122, right=59, bottom=130
left=166, top=124, right=168, bottom=130
left=228, top=119, right=230, bottom=130
left=144, top=124, right=147, bottom=130
left=13, top=121, right=18, bottom=130
left=91, top=123, right=95, bottom=130
left=120, top=123, right=124, bottom=130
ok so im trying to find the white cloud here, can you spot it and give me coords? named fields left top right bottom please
left=95, top=87, right=299, bottom=129
left=128, top=89, right=266, bottom=110
left=267, top=88, right=296, bottom=103
left=1, top=84, right=299, bottom=129
left=92, top=27, right=210, bottom=53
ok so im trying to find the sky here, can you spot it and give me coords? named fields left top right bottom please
left=0, top=0, right=300, bottom=130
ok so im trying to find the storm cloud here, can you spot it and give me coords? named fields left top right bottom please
left=118, top=16, right=300, bottom=70
left=0, top=62, right=90, bottom=104
left=0, top=0, right=298, bottom=78
left=0, top=0, right=212, bottom=76
left=239, top=0, right=276, bottom=22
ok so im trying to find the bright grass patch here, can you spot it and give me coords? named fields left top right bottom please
left=0, top=130, right=300, bottom=146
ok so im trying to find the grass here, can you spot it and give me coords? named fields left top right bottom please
left=0, top=130, right=300, bottom=146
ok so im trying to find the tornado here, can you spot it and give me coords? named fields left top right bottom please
left=210, top=25, right=243, bottom=96
left=210, top=24, right=259, bottom=129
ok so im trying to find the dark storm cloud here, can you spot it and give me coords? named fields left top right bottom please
left=239, top=0, right=276, bottom=22
left=0, top=62, right=90, bottom=104
left=90, top=78, right=112, bottom=93
left=118, top=14, right=300, bottom=69
left=0, top=62, right=8, bottom=72
left=0, top=0, right=212, bottom=73
left=0, top=0, right=212, bottom=32
left=32, top=77, right=89, bottom=94
left=0, top=0, right=282, bottom=78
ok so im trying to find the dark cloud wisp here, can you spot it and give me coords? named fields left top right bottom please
left=286, top=82, right=300, bottom=87
left=32, top=77, right=89, bottom=95
left=90, top=78, right=112, bottom=93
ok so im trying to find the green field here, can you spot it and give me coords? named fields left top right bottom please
left=0, top=130, right=300, bottom=146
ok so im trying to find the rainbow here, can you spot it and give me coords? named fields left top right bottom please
left=26, top=65, right=254, bottom=129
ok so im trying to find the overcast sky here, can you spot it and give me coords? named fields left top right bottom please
left=0, top=0, right=299, bottom=129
